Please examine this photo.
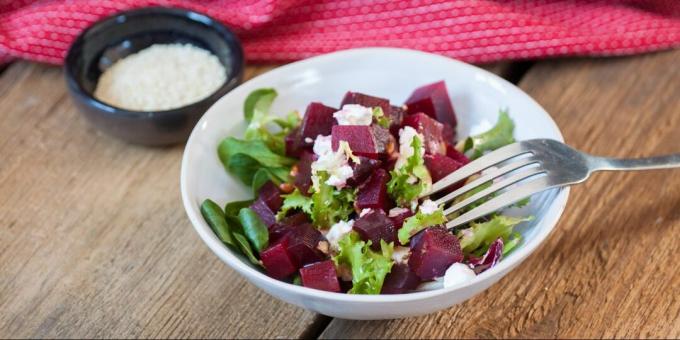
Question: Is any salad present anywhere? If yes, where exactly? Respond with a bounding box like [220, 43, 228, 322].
[201, 81, 531, 294]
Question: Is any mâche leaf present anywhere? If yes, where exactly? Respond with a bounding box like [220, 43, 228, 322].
[200, 199, 236, 248]
[238, 208, 270, 252]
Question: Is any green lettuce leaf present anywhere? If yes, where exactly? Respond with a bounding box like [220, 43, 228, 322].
[276, 189, 313, 220]
[333, 232, 394, 295]
[387, 136, 432, 206]
[243, 88, 301, 155]
[218, 137, 295, 186]
[372, 107, 390, 128]
[464, 110, 515, 160]
[457, 215, 533, 255]
[398, 206, 447, 244]
[310, 171, 355, 228]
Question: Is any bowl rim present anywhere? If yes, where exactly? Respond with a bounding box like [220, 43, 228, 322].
[181, 47, 570, 303]
[63, 6, 244, 118]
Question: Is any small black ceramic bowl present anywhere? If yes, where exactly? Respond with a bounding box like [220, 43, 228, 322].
[65, 7, 244, 146]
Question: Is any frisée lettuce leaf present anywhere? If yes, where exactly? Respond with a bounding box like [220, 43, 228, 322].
[333, 231, 394, 294]
[464, 110, 515, 160]
[457, 215, 532, 256]
[387, 136, 432, 207]
[398, 206, 447, 244]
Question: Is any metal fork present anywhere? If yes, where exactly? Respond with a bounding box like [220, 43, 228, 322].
[423, 139, 680, 229]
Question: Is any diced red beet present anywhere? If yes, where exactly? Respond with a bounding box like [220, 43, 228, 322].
[258, 181, 283, 212]
[347, 157, 382, 187]
[405, 81, 457, 128]
[467, 238, 504, 274]
[300, 102, 337, 146]
[424, 154, 465, 183]
[284, 223, 326, 266]
[261, 238, 298, 279]
[372, 125, 394, 158]
[285, 127, 304, 158]
[402, 113, 447, 155]
[389, 209, 414, 229]
[299, 260, 341, 292]
[409, 227, 463, 280]
[446, 145, 470, 165]
[353, 210, 396, 250]
[249, 198, 277, 228]
[294, 151, 316, 195]
[381, 263, 421, 294]
[355, 168, 391, 211]
[442, 124, 455, 143]
[269, 212, 310, 244]
[341, 91, 390, 115]
[331, 125, 382, 159]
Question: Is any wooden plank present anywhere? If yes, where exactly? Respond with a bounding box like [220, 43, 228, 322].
[321, 50, 680, 338]
[0, 62, 324, 338]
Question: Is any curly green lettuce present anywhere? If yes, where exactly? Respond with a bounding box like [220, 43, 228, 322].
[458, 215, 533, 256]
[387, 136, 432, 207]
[398, 206, 447, 245]
[333, 231, 394, 294]
[464, 110, 515, 160]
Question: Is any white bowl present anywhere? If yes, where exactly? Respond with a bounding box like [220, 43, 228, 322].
[181, 47, 569, 320]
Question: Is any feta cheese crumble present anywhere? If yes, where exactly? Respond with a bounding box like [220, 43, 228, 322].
[388, 207, 410, 217]
[326, 220, 354, 251]
[443, 263, 476, 288]
[310, 135, 356, 189]
[360, 208, 373, 217]
[333, 104, 373, 126]
[419, 199, 439, 215]
[391, 246, 411, 264]
[395, 126, 425, 170]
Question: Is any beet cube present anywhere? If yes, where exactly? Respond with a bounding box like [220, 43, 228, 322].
[381, 263, 421, 294]
[409, 227, 463, 280]
[258, 181, 283, 212]
[403, 113, 447, 155]
[300, 102, 337, 145]
[353, 210, 396, 250]
[347, 156, 382, 187]
[331, 125, 377, 158]
[341, 91, 390, 115]
[388, 105, 407, 135]
[294, 151, 316, 195]
[355, 168, 390, 211]
[389, 209, 414, 229]
[261, 238, 298, 279]
[285, 127, 304, 158]
[405, 81, 457, 128]
[424, 154, 465, 183]
[269, 212, 310, 244]
[299, 260, 341, 292]
[249, 198, 277, 228]
[446, 145, 470, 165]
[285, 223, 326, 266]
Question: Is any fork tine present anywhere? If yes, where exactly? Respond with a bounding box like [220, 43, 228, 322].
[442, 167, 545, 216]
[445, 176, 554, 229]
[424, 142, 530, 197]
[433, 157, 538, 206]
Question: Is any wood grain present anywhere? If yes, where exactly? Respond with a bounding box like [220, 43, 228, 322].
[321, 50, 680, 339]
[0, 62, 321, 339]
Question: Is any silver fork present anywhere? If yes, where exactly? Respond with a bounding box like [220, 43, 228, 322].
[423, 139, 680, 230]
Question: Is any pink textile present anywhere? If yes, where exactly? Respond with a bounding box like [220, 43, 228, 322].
[0, 0, 678, 65]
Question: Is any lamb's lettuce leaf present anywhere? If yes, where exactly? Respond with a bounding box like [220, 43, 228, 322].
[218, 137, 295, 186]
[333, 232, 394, 295]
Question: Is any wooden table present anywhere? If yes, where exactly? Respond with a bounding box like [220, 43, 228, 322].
[1, 49, 678, 338]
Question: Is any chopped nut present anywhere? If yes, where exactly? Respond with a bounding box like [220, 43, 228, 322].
[289, 165, 299, 177]
[316, 240, 330, 255]
[279, 183, 295, 193]
[336, 264, 353, 281]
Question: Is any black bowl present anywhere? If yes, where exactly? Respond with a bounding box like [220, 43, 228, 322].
[64, 7, 244, 146]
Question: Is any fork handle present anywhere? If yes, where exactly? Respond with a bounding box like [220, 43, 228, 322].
[590, 154, 680, 171]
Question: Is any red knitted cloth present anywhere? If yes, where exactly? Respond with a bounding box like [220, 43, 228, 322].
[0, 0, 679, 65]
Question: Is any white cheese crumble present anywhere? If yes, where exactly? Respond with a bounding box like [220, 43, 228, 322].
[395, 126, 425, 170]
[419, 199, 439, 215]
[94, 43, 226, 111]
[388, 207, 410, 217]
[443, 263, 476, 288]
[333, 104, 373, 126]
[326, 220, 354, 251]
[359, 208, 373, 217]
[391, 246, 411, 264]
[310, 135, 355, 189]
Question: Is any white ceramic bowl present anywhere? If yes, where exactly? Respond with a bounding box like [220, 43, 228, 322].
[181, 48, 569, 320]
